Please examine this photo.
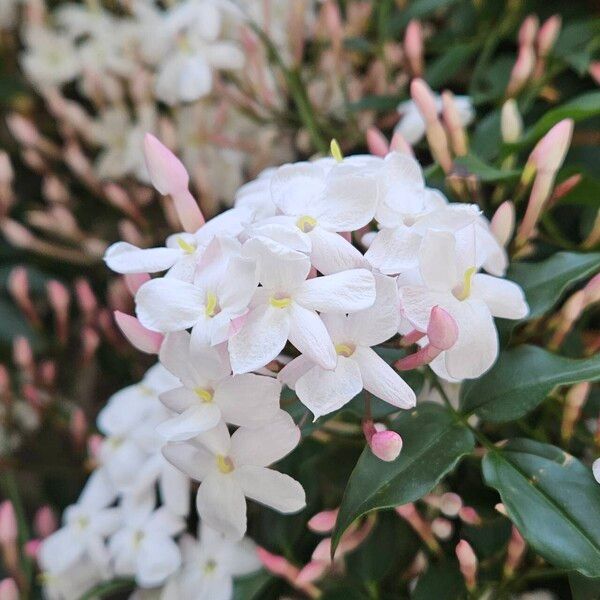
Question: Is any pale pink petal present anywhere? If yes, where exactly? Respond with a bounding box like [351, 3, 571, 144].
[308, 227, 367, 275]
[288, 304, 336, 370]
[236, 466, 306, 513]
[104, 242, 181, 274]
[470, 274, 529, 319]
[156, 405, 222, 441]
[277, 355, 314, 389]
[419, 230, 459, 291]
[114, 311, 163, 354]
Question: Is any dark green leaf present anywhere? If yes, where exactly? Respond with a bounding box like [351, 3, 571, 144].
[347, 94, 402, 113]
[332, 403, 474, 553]
[483, 439, 600, 577]
[425, 43, 477, 89]
[569, 572, 600, 600]
[412, 562, 467, 600]
[460, 345, 600, 422]
[507, 252, 600, 319]
[387, 0, 461, 33]
[453, 154, 520, 182]
[233, 570, 273, 600]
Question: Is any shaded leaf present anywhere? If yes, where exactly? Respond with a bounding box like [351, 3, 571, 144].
[483, 439, 600, 577]
[233, 570, 273, 600]
[412, 562, 467, 600]
[332, 403, 474, 553]
[453, 153, 519, 182]
[569, 573, 600, 600]
[460, 345, 600, 422]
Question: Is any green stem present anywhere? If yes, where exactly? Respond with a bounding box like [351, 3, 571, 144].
[79, 578, 135, 600]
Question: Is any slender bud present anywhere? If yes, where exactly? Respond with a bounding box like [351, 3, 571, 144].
[583, 273, 600, 306]
[506, 45, 536, 96]
[549, 289, 586, 350]
[404, 20, 424, 77]
[490, 201, 515, 247]
[6, 114, 40, 147]
[114, 311, 164, 354]
[440, 492, 463, 517]
[81, 327, 100, 362]
[308, 509, 339, 534]
[390, 130, 414, 156]
[0, 502, 17, 545]
[8, 267, 40, 326]
[70, 408, 88, 449]
[561, 382, 590, 443]
[46, 280, 70, 344]
[590, 62, 600, 85]
[431, 517, 453, 540]
[396, 503, 441, 554]
[323, 0, 343, 55]
[0, 578, 19, 600]
[504, 527, 526, 577]
[441, 91, 468, 157]
[501, 100, 522, 143]
[458, 506, 482, 525]
[366, 127, 390, 157]
[13, 336, 33, 371]
[456, 540, 478, 591]
[537, 16, 561, 58]
[75, 279, 98, 322]
[519, 15, 539, 47]
[34, 506, 57, 538]
[257, 547, 300, 581]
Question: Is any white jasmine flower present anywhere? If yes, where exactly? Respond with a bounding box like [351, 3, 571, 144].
[156, 331, 282, 441]
[163, 415, 305, 539]
[401, 230, 528, 379]
[228, 238, 376, 374]
[279, 274, 415, 418]
[395, 95, 474, 145]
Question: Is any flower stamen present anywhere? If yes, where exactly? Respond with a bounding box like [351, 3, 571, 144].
[335, 343, 355, 357]
[177, 237, 196, 254]
[296, 215, 317, 233]
[269, 296, 292, 309]
[194, 388, 214, 403]
[216, 455, 234, 474]
[205, 291, 219, 317]
[454, 267, 476, 301]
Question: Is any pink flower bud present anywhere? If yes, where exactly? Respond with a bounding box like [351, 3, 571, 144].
[455, 540, 478, 590]
[47, 280, 70, 342]
[495, 502, 508, 516]
[389, 130, 414, 156]
[518, 15, 539, 47]
[504, 526, 526, 577]
[500, 99, 522, 143]
[257, 547, 299, 581]
[1, 220, 36, 249]
[124, 273, 151, 297]
[34, 506, 57, 538]
[530, 119, 574, 173]
[506, 45, 536, 96]
[410, 79, 438, 123]
[296, 560, 328, 585]
[24, 538, 41, 559]
[75, 279, 97, 321]
[143, 134, 204, 233]
[427, 306, 459, 350]
[584, 273, 600, 306]
[13, 336, 33, 370]
[561, 381, 590, 442]
[458, 506, 482, 525]
[308, 509, 339, 534]
[0, 502, 17, 545]
[0, 152, 13, 184]
[490, 200, 515, 247]
[370, 430, 403, 461]
[366, 127, 390, 157]
[0, 578, 19, 600]
[404, 20, 424, 76]
[537, 15, 561, 57]
[431, 517, 453, 540]
[442, 91, 468, 156]
[87, 433, 103, 460]
[323, 1, 343, 49]
[7, 114, 40, 147]
[114, 311, 164, 354]
[590, 62, 600, 85]
[70, 408, 88, 447]
[440, 492, 463, 517]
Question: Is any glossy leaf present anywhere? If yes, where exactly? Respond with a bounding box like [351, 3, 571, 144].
[332, 403, 474, 553]
[460, 345, 600, 422]
[233, 571, 272, 600]
[483, 439, 600, 577]
[412, 562, 466, 600]
[453, 153, 519, 182]
[507, 252, 600, 319]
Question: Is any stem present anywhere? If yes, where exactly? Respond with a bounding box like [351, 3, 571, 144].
[79, 578, 135, 600]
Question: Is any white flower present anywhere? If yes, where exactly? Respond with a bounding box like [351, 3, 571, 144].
[168, 522, 261, 600]
[401, 230, 528, 379]
[395, 95, 474, 145]
[134, 236, 258, 352]
[156, 331, 282, 441]
[40, 555, 105, 600]
[279, 274, 415, 418]
[0, 0, 18, 30]
[109, 497, 185, 587]
[228, 238, 376, 374]
[163, 414, 305, 539]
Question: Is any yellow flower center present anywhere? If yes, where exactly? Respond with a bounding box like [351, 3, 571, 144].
[76, 516, 90, 530]
[133, 530, 145, 548]
[194, 388, 214, 403]
[216, 454, 234, 474]
[269, 295, 292, 309]
[335, 343, 355, 358]
[296, 215, 317, 233]
[454, 267, 476, 301]
[203, 559, 217, 575]
[177, 237, 196, 254]
[330, 138, 343, 163]
[205, 291, 219, 317]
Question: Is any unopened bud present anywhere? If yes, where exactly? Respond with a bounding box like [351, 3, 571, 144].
[506, 45, 535, 96]
[530, 119, 574, 174]
[366, 127, 389, 157]
[13, 336, 33, 370]
[458, 506, 482, 525]
[0, 502, 17, 545]
[70, 407, 88, 448]
[431, 517, 453, 540]
[24, 539, 41, 559]
[370, 429, 403, 461]
[504, 526, 526, 577]
[257, 547, 300, 581]
[518, 15, 539, 47]
[440, 492, 463, 517]
[404, 20, 424, 77]
[490, 201, 515, 247]
[501, 100, 522, 143]
[34, 506, 57, 538]
[308, 509, 339, 534]
[389, 130, 414, 156]
[0, 578, 19, 600]
[537, 15, 561, 58]
[114, 311, 164, 354]
[561, 382, 590, 442]
[455, 540, 478, 590]
[7, 113, 40, 147]
[441, 91, 468, 156]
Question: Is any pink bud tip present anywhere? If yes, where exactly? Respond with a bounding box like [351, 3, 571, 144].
[0, 501, 17, 544]
[456, 539, 477, 570]
[0, 578, 19, 600]
[427, 306, 458, 350]
[34, 506, 57, 538]
[114, 311, 164, 354]
[366, 127, 390, 157]
[537, 15, 561, 57]
[13, 336, 33, 369]
[124, 273, 151, 296]
[518, 15, 539, 47]
[296, 560, 328, 585]
[590, 62, 600, 85]
[25, 539, 41, 559]
[370, 430, 403, 461]
[308, 509, 339, 534]
[440, 492, 463, 517]
[459, 506, 482, 526]
[490, 200, 515, 247]
[410, 79, 439, 123]
[390, 130, 414, 156]
[531, 119, 574, 173]
[257, 547, 299, 580]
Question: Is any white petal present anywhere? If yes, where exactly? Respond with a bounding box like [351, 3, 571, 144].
[470, 274, 529, 320]
[230, 412, 300, 467]
[157, 404, 222, 441]
[135, 278, 204, 332]
[308, 227, 367, 275]
[248, 222, 311, 253]
[162, 442, 214, 482]
[159, 461, 190, 517]
[295, 269, 376, 313]
[288, 304, 336, 370]
[218, 255, 258, 314]
[228, 304, 290, 375]
[216, 374, 281, 428]
[270, 162, 326, 216]
[364, 226, 421, 275]
[78, 468, 118, 510]
[206, 42, 245, 69]
[227, 538, 261, 576]
[38, 528, 84, 573]
[401, 286, 453, 331]
[159, 387, 196, 413]
[354, 347, 416, 408]
[159, 330, 208, 388]
[147, 507, 186, 537]
[197, 472, 247, 539]
[104, 242, 181, 274]
[137, 534, 181, 587]
[179, 56, 212, 101]
[236, 466, 306, 514]
[295, 358, 363, 419]
[277, 355, 314, 389]
[419, 230, 459, 291]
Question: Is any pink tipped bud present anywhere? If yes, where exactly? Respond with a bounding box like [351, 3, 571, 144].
[458, 506, 482, 526]
[257, 547, 300, 581]
[389, 130, 414, 156]
[504, 526, 526, 577]
[323, 1, 343, 48]
[410, 79, 438, 123]
[561, 381, 591, 442]
[7, 114, 40, 147]
[427, 306, 459, 350]
[1, 219, 36, 249]
[366, 127, 390, 157]
[34, 506, 57, 538]
[296, 560, 328, 585]
[0, 152, 13, 184]
[441, 91, 468, 156]
[530, 119, 574, 173]
[75, 279, 98, 320]
[24, 538, 41, 559]
[456, 540, 478, 590]
[501, 100, 522, 143]
[70, 407, 88, 448]
[81, 327, 100, 362]
[507, 45, 536, 96]
[370, 430, 403, 461]
[431, 517, 453, 540]
[518, 15, 539, 47]
[47, 280, 70, 341]
[124, 273, 151, 297]
[0, 578, 19, 600]
[537, 16, 561, 57]
[114, 311, 164, 354]
[404, 20, 424, 76]
[87, 433, 103, 460]
[495, 502, 508, 516]
[584, 273, 600, 306]
[308, 509, 339, 534]
[440, 492, 463, 517]
[0, 502, 17, 545]
[490, 201, 515, 247]
[143, 134, 204, 233]
[590, 62, 600, 85]
[13, 336, 33, 370]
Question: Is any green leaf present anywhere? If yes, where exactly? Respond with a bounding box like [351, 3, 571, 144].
[483, 439, 600, 577]
[425, 43, 477, 89]
[412, 562, 467, 600]
[516, 92, 600, 147]
[233, 571, 273, 600]
[570, 573, 600, 600]
[332, 403, 474, 553]
[507, 252, 600, 319]
[347, 94, 402, 113]
[460, 345, 600, 422]
[453, 153, 520, 182]
[387, 0, 461, 33]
